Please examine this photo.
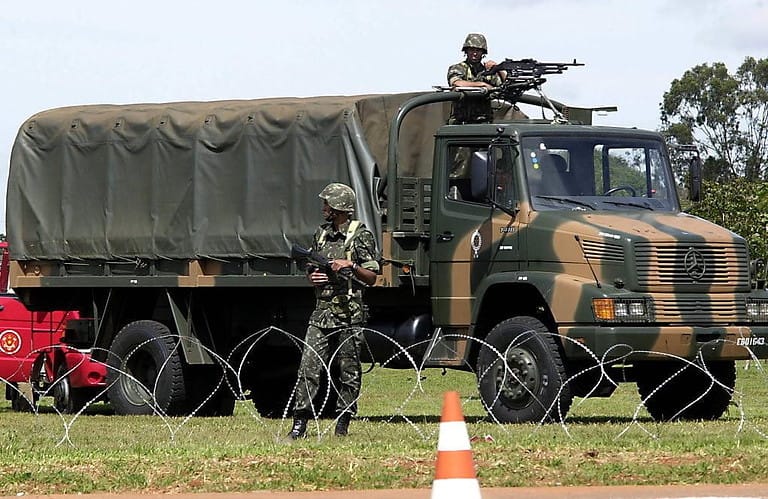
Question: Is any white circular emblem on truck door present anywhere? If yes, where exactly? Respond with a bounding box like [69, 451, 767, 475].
[471, 229, 482, 258]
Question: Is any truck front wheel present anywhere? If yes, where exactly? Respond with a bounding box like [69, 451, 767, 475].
[636, 359, 735, 421]
[476, 317, 572, 423]
[106, 320, 188, 416]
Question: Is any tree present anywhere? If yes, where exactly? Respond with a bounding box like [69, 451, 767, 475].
[736, 57, 768, 180]
[661, 57, 768, 181]
[687, 179, 768, 263]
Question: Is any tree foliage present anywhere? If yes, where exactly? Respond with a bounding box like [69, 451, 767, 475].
[593, 151, 646, 195]
[661, 57, 768, 181]
[688, 179, 768, 263]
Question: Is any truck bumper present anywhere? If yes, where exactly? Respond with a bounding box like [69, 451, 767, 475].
[62, 350, 107, 388]
[560, 324, 768, 361]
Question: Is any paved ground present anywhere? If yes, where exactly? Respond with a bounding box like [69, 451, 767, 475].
[14, 484, 768, 499]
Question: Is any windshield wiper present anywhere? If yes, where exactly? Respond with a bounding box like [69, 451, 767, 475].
[602, 199, 654, 211]
[535, 195, 596, 211]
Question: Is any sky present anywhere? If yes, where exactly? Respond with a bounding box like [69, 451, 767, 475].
[1, 0, 766, 233]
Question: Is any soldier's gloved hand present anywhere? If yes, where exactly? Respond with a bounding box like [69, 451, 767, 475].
[309, 270, 329, 286]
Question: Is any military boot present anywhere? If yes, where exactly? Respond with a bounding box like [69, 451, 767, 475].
[334, 413, 352, 436]
[287, 418, 307, 440]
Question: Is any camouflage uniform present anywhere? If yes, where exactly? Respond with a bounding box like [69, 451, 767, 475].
[447, 33, 503, 124]
[447, 61, 504, 89]
[293, 218, 379, 417]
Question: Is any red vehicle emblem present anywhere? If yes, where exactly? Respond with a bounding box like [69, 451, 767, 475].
[0, 329, 22, 355]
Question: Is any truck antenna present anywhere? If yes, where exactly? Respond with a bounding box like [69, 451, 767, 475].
[574, 235, 601, 289]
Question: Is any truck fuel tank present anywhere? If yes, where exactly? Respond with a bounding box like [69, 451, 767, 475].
[363, 314, 432, 368]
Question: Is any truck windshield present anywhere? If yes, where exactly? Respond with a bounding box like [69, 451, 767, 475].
[521, 135, 678, 212]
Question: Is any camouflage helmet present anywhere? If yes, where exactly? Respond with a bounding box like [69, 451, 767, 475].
[319, 182, 356, 213]
[462, 33, 488, 54]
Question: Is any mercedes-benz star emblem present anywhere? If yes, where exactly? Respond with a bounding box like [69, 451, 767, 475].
[684, 248, 706, 281]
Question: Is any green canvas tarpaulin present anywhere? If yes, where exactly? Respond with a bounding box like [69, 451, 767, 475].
[7, 93, 449, 260]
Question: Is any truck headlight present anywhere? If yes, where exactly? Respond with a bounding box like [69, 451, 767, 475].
[746, 298, 768, 321]
[593, 297, 654, 323]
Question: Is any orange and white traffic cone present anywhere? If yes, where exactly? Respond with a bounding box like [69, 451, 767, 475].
[431, 391, 481, 499]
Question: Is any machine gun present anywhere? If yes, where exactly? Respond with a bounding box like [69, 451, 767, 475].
[480, 58, 584, 104]
[437, 58, 584, 124]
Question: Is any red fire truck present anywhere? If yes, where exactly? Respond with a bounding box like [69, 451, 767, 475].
[0, 241, 106, 413]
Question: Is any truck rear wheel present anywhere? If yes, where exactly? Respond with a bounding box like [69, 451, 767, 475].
[106, 320, 188, 416]
[186, 364, 237, 417]
[238, 344, 301, 418]
[476, 316, 572, 423]
[636, 359, 735, 421]
[251, 374, 295, 418]
[249, 357, 338, 419]
[199, 386, 237, 417]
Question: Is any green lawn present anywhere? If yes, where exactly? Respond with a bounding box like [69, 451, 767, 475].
[2, 363, 768, 494]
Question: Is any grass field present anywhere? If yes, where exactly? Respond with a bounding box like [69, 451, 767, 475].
[3, 363, 768, 494]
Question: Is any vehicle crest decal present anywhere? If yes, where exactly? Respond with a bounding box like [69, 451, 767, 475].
[0, 330, 22, 355]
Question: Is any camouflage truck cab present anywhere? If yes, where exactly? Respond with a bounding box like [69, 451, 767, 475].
[388, 113, 768, 423]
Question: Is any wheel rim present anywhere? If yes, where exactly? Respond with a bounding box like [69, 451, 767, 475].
[120, 348, 157, 407]
[493, 346, 543, 409]
[52, 373, 71, 412]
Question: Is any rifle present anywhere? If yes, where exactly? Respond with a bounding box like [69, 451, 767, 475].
[290, 243, 355, 281]
[480, 58, 584, 104]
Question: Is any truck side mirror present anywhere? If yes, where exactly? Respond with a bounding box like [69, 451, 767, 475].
[470, 151, 489, 201]
[689, 156, 701, 202]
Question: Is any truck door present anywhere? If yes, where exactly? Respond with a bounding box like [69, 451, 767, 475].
[0, 295, 36, 381]
[430, 141, 521, 328]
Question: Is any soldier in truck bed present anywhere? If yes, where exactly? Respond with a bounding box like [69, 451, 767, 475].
[287, 183, 379, 439]
[447, 32, 507, 124]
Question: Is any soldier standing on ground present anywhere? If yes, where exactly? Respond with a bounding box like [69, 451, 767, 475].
[447, 33, 507, 124]
[288, 183, 379, 439]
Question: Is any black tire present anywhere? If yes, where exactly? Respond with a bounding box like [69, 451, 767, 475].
[636, 359, 735, 421]
[52, 364, 90, 414]
[106, 320, 188, 416]
[251, 374, 296, 418]
[476, 316, 572, 423]
[187, 364, 237, 417]
[250, 366, 340, 419]
[197, 385, 237, 417]
[241, 345, 301, 418]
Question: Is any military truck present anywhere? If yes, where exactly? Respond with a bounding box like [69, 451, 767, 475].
[8, 65, 768, 422]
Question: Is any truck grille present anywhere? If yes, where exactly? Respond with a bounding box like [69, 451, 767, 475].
[653, 295, 747, 323]
[581, 239, 624, 262]
[634, 242, 749, 291]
